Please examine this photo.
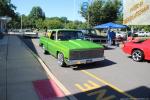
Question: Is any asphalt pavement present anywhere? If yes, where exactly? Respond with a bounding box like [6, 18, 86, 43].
[22, 37, 150, 100]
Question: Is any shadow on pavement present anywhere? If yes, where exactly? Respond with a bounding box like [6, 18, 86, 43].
[0, 34, 4, 39]
[73, 59, 116, 70]
[126, 86, 150, 98]
[72, 85, 150, 100]
[19, 36, 39, 55]
[104, 46, 116, 50]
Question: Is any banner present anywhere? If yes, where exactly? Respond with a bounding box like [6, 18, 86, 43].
[123, 0, 150, 25]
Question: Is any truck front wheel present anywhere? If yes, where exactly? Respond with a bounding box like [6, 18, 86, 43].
[57, 53, 66, 67]
[42, 46, 48, 54]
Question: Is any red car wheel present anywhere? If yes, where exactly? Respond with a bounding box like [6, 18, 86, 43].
[132, 50, 144, 62]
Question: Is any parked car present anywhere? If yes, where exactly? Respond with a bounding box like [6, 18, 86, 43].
[145, 32, 150, 36]
[116, 31, 127, 39]
[23, 29, 38, 38]
[134, 31, 150, 37]
[80, 29, 107, 43]
[122, 39, 150, 62]
[39, 29, 105, 67]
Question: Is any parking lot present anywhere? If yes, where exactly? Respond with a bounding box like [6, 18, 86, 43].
[22, 37, 150, 100]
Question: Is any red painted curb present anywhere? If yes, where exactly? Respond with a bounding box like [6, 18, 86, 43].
[33, 79, 65, 100]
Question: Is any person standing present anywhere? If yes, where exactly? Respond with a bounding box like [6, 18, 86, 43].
[44, 27, 47, 36]
[111, 31, 116, 45]
[107, 29, 112, 46]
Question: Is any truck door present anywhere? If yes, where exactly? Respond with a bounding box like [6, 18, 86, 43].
[47, 31, 57, 56]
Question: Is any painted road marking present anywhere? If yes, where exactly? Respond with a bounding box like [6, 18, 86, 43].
[75, 80, 117, 100]
[81, 70, 136, 99]
[75, 80, 100, 92]
[87, 89, 116, 100]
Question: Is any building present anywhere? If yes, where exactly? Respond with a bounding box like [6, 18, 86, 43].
[0, 16, 11, 34]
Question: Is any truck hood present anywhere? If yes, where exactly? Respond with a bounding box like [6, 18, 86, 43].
[56, 40, 104, 50]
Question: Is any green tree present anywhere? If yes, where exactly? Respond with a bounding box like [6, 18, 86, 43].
[7, 13, 20, 29]
[80, 0, 121, 27]
[65, 22, 78, 29]
[29, 6, 45, 20]
[28, 6, 45, 28]
[0, 0, 17, 18]
[44, 19, 63, 29]
[35, 18, 44, 29]
[60, 17, 68, 23]
[77, 22, 87, 29]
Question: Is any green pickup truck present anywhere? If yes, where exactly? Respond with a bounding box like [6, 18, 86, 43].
[39, 29, 104, 67]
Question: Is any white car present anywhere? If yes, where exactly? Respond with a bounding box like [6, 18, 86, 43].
[134, 31, 150, 37]
[116, 31, 127, 39]
[145, 32, 150, 36]
[23, 29, 38, 38]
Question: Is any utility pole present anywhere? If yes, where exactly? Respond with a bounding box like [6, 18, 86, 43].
[87, 0, 91, 28]
[21, 15, 22, 33]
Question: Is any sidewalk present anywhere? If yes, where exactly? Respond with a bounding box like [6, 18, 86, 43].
[0, 35, 66, 100]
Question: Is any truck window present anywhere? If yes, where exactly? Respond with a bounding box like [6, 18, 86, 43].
[50, 31, 56, 40]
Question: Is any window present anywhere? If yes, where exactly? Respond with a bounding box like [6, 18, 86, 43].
[57, 31, 84, 41]
[50, 31, 56, 40]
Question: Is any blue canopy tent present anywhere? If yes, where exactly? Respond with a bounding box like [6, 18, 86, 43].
[94, 22, 128, 46]
[94, 22, 127, 29]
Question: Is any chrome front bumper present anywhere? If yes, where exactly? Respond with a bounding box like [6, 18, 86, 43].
[65, 57, 105, 65]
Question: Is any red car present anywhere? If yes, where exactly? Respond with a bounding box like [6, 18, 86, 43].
[122, 39, 150, 62]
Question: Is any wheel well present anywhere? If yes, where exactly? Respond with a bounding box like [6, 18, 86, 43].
[132, 48, 142, 53]
[57, 51, 65, 58]
[57, 51, 59, 55]
[39, 43, 43, 46]
[57, 51, 61, 58]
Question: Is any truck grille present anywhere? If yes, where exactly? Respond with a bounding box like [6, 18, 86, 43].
[70, 48, 104, 60]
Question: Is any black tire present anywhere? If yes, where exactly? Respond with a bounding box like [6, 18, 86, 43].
[39, 43, 42, 47]
[132, 49, 144, 62]
[42, 46, 48, 54]
[57, 53, 66, 67]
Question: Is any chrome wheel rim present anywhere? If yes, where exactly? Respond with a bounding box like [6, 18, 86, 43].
[132, 50, 142, 61]
[58, 54, 63, 66]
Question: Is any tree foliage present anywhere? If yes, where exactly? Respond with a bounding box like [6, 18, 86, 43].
[44, 19, 63, 29]
[29, 6, 45, 20]
[0, 0, 17, 18]
[27, 6, 45, 28]
[80, 0, 121, 27]
[7, 5, 87, 30]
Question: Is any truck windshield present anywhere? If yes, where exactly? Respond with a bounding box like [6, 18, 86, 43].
[57, 31, 84, 40]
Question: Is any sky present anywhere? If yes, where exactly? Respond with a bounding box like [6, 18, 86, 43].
[11, 0, 91, 21]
